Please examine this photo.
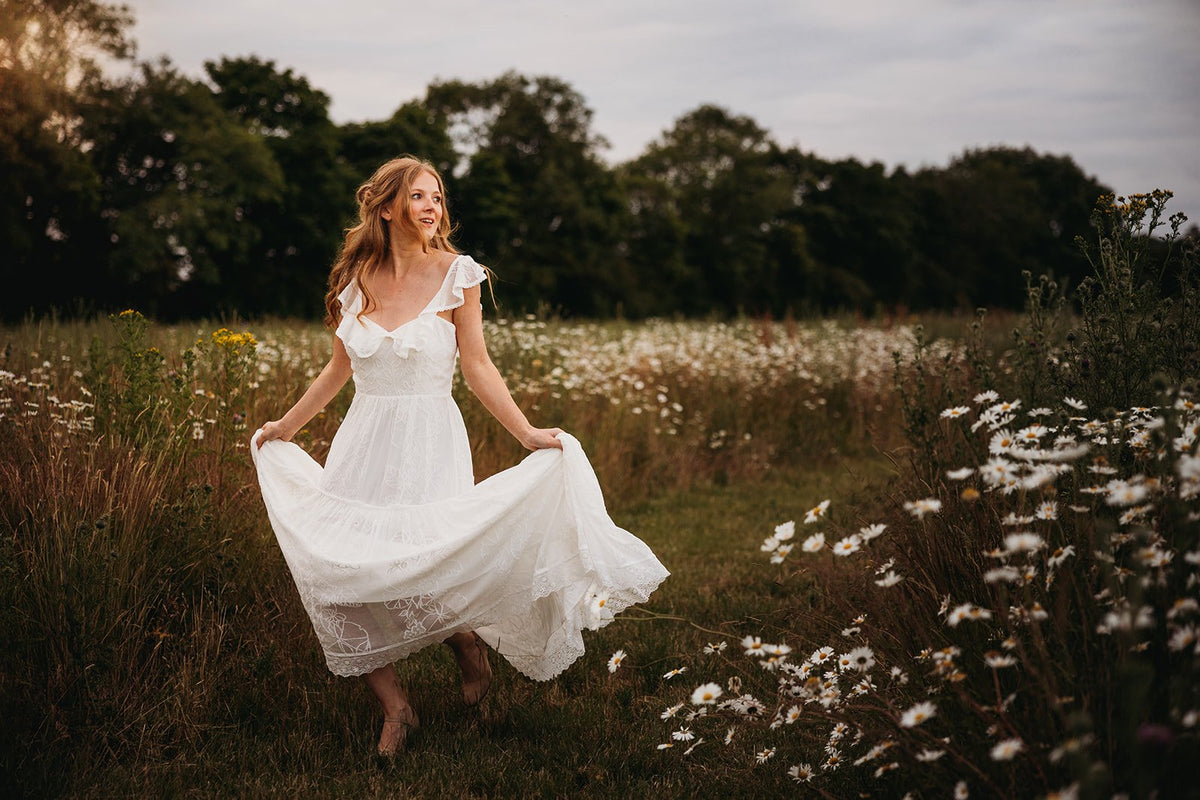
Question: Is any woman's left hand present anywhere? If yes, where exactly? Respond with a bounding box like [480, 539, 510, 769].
[519, 427, 564, 451]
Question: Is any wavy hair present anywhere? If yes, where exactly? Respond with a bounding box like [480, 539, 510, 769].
[323, 156, 459, 328]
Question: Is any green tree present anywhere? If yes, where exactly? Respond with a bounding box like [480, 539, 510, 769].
[626, 105, 807, 315]
[426, 71, 625, 315]
[205, 56, 354, 316]
[611, 166, 688, 316]
[785, 154, 919, 310]
[913, 146, 1110, 308]
[83, 61, 284, 316]
[0, 0, 135, 319]
[338, 101, 456, 186]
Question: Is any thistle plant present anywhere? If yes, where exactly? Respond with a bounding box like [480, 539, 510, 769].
[1037, 190, 1196, 412]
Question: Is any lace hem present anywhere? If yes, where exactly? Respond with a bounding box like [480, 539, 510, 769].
[321, 561, 669, 679]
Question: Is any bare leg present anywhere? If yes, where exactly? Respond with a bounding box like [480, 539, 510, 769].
[362, 665, 418, 755]
[445, 631, 493, 706]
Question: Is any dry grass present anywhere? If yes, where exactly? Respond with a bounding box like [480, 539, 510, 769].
[0, 312, 932, 797]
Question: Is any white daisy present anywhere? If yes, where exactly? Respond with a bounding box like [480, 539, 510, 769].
[788, 763, 814, 783]
[984, 651, 1017, 668]
[899, 701, 936, 727]
[832, 535, 861, 556]
[1036, 501, 1058, 520]
[875, 571, 903, 587]
[607, 649, 626, 673]
[984, 566, 1021, 584]
[1105, 479, 1149, 507]
[980, 456, 1015, 484]
[1004, 532, 1045, 553]
[690, 682, 723, 705]
[844, 646, 875, 673]
[662, 667, 687, 680]
[810, 646, 835, 664]
[804, 499, 831, 524]
[947, 603, 993, 627]
[769, 543, 793, 564]
[903, 498, 943, 518]
[802, 533, 826, 552]
[858, 523, 887, 541]
[1048, 546, 1075, 569]
[988, 399, 1022, 415]
[1168, 625, 1197, 652]
[990, 738, 1024, 761]
[774, 520, 796, 541]
[988, 431, 1016, 454]
[589, 592, 614, 625]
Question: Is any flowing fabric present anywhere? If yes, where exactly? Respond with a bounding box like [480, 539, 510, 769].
[251, 254, 669, 678]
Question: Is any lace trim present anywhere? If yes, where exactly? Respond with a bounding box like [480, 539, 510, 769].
[322, 564, 669, 679]
[427, 254, 487, 314]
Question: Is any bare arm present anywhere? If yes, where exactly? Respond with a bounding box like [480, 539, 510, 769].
[454, 284, 562, 450]
[256, 333, 354, 447]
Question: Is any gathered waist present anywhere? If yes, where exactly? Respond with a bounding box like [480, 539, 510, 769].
[351, 391, 453, 399]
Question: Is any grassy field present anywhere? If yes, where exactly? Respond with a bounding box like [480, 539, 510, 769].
[77, 455, 895, 798]
[0, 313, 918, 797]
[3, 306, 1196, 798]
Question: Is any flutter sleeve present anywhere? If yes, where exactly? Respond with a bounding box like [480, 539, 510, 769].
[334, 279, 365, 345]
[432, 255, 488, 313]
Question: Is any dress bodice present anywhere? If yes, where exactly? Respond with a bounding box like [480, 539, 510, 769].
[335, 255, 487, 397]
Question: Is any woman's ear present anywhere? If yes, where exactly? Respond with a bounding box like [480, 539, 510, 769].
[381, 206, 392, 222]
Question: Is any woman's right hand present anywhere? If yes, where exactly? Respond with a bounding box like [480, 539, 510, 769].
[518, 426, 564, 451]
[256, 419, 295, 448]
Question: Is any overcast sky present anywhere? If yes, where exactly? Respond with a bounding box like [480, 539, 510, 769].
[122, 0, 1200, 221]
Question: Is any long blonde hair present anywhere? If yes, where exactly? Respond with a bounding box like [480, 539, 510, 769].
[323, 156, 459, 328]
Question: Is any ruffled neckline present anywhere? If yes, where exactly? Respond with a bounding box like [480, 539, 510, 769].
[335, 254, 486, 360]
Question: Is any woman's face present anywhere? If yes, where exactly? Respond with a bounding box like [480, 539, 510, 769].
[383, 170, 443, 243]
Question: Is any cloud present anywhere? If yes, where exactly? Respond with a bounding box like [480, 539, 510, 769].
[121, 0, 1200, 217]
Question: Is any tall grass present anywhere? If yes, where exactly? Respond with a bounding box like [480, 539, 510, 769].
[643, 192, 1198, 798]
[0, 309, 941, 795]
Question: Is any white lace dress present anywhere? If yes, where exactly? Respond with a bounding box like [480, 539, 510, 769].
[251, 254, 669, 679]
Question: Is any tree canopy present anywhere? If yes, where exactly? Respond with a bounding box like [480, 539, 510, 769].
[3, 7, 1162, 322]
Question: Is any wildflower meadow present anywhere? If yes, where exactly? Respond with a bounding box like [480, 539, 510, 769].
[1, 191, 1196, 798]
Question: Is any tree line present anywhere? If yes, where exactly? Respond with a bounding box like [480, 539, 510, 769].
[3, 2, 1155, 322]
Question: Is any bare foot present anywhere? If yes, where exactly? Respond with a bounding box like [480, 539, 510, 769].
[377, 705, 419, 756]
[449, 632, 493, 706]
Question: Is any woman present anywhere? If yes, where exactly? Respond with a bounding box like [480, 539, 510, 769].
[251, 155, 668, 756]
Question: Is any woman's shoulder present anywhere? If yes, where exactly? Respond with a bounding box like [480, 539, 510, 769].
[438, 251, 486, 281]
[436, 250, 480, 272]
